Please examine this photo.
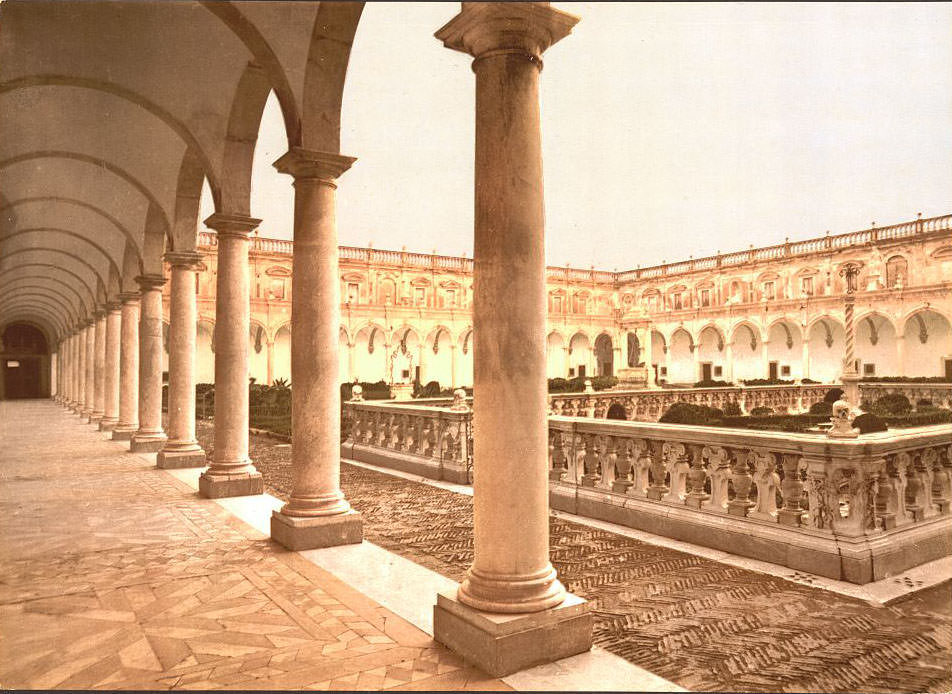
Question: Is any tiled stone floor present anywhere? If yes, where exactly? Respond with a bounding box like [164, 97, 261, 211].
[0, 401, 510, 691]
[194, 421, 952, 693]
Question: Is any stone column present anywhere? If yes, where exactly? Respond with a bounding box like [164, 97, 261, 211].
[271, 148, 362, 549]
[801, 339, 810, 381]
[100, 302, 122, 431]
[90, 310, 107, 423]
[112, 292, 140, 440]
[157, 252, 207, 468]
[347, 340, 356, 383]
[199, 214, 263, 498]
[130, 275, 168, 452]
[71, 329, 82, 410]
[265, 339, 275, 386]
[82, 320, 95, 419]
[896, 335, 905, 377]
[65, 332, 75, 407]
[450, 344, 459, 388]
[643, 327, 655, 388]
[433, 4, 591, 678]
[724, 341, 735, 383]
[50, 350, 58, 401]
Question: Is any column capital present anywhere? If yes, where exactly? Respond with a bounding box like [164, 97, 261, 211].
[203, 212, 261, 238]
[135, 274, 167, 291]
[164, 251, 204, 269]
[84, 318, 96, 328]
[94, 308, 107, 319]
[273, 147, 356, 184]
[106, 300, 123, 312]
[118, 291, 140, 304]
[435, 2, 578, 63]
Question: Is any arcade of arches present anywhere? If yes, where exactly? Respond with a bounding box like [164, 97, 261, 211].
[1, 0, 951, 679]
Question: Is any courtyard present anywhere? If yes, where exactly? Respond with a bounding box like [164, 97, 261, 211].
[2, 399, 949, 692]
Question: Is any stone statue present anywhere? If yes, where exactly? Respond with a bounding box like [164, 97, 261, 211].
[627, 332, 640, 367]
[450, 388, 469, 412]
[828, 399, 859, 438]
[350, 384, 364, 402]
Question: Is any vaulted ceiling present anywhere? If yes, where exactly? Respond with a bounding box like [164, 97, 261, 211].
[0, 0, 364, 344]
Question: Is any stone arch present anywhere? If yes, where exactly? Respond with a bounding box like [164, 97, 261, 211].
[272, 322, 292, 384]
[766, 319, 803, 380]
[696, 324, 726, 381]
[806, 316, 845, 383]
[354, 322, 389, 383]
[854, 311, 898, 377]
[424, 326, 454, 388]
[668, 327, 695, 384]
[568, 331, 591, 378]
[899, 308, 952, 377]
[884, 254, 909, 289]
[546, 330, 566, 379]
[730, 322, 763, 382]
[0, 320, 52, 399]
[594, 332, 613, 377]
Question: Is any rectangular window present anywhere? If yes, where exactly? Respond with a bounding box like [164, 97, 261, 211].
[863, 363, 876, 376]
[713, 365, 722, 377]
[801, 277, 813, 296]
[700, 289, 710, 307]
[414, 287, 426, 306]
[673, 293, 683, 310]
[568, 367, 575, 377]
[269, 279, 285, 300]
[781, 365, 791, 377]
[445, 289, 456, 307]
[347, 282, 360, 304]
[660, 366, 668, 377]
[764, 281, 775, 300]
[553, 295, 563, 313]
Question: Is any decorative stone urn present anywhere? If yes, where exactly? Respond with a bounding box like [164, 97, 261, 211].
[391, 383, 413, 401]
[350, 384, 363, 402]
[450, 388, 469, 412]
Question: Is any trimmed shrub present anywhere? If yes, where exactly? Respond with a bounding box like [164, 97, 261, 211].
[742, 378, 794, 386]
[824, 388, 844, 403]
[340, 381, 392, 401]
[859, 399, 873, 412]
[719, 414, 828, 433]
[591, 376, 619, 391]
[872, 393, 912, 416]
[801, 378, 819, 384]
[809, 401, 833, 415]
[750, 406, 773, 416]
[883, 410, 952, 427]
[916, 398, 934, 409]
[723, 400, 742, 416]
[413, 380, 443, 399]
[660, 402, 724, 425]
[853, 412, 888, 434]
[694, 379, 733, 388]
[860, 376, 951, 383]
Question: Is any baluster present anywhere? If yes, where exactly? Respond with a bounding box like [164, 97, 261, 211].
[748, 450, 780, 521]
[662, 441, 689, 503]
[903, 452, 924, 521]
[929, 446, 950, 514]
[919, 449, 938, 518]
[829, 462, 880, 535]
[876, 454, 909, 529]
[804, 458, 833, 530]
[632, 439, 651, 496]
[612, 439, 634, 493]
[702, 445, 731, 513]
[549, 430, 568, 481]
[646, 439, 668, 500]
[777, 453, 804, 526]
[684, 444, 709, 509]
[380, 414, 392, 447]
[727, 447, 756, 517]
[580, 434, 600, 487]
[600, 436, 617, 489]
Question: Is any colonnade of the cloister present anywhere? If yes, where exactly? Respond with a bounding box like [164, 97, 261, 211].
[28, 3, 593, 675]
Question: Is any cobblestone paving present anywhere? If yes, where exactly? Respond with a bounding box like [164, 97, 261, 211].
[196, 422, 952, 693]
[0, 402, 509, 691]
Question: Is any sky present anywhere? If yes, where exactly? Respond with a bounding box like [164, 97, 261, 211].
[202, 2, 952, 271]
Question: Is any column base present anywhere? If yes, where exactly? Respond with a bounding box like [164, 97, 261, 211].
[89, 414, 103, 425]
[433, 590, 592, 677]
[198, 470, 263, 499]
[99, 418, 118, 432]
[130, 434, 168, 453]
[111, 426, 137, 441]
[156, 448, 208, 469]
[270, 510, 363, 551]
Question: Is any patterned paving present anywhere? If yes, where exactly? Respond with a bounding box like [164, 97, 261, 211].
[198, 422, 952, 693]
[0, 401, 510, 691]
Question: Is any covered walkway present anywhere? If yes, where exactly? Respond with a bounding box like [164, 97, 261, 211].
[0, 400, 509, 691]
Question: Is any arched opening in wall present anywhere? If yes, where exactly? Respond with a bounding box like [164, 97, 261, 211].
[606, 403, 627, 420]
[668, 328, 694, 384]
[807, 318, 845, 383]
[568, 332, 591, 379]
[355, 325, 389, 383]
[856, 314, 897, 377]
[546, 331, 565, 379]
[696, 326, 725, 382]
[650, 330, 666, 384]
[885, 255, 909, 289]
[273, 325, 291, 383]
[594, 333, 613, 377]
[1, 322, 50, 399]
[248, 323, 268, 384]
[731, 323, 762, 382]
[458, 330, 474, 387]
[425, 327, 453, 390]
[195, 320, 215, 384]
[902, 309, 952, 378]
[766, 321, 802, 381]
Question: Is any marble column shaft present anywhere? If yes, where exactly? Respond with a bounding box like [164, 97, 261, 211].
[82, 321, 95, 417]
[158, 252, 206, 468]
[91, 310, 107, 421]
[130, 276, 167, 451]
[438, 2, 579, 615]
[199, 213, 263, 498]
[112, 293, 140, 440]
[277, 150, 359, 511]
[101, 302, 122, 431]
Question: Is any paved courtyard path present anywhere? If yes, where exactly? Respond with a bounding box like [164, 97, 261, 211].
[0, 401, 509, 691]
[199, 422, 952, 694]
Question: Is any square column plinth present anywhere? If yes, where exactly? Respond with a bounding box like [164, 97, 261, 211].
[433, 590, 593, 677]
[156, 449, 207, 469]
[270, 510, 363, 551]
[111, 428, 135, 441]
[130, 435, 167, 453]
[198, 470, 263, 498]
